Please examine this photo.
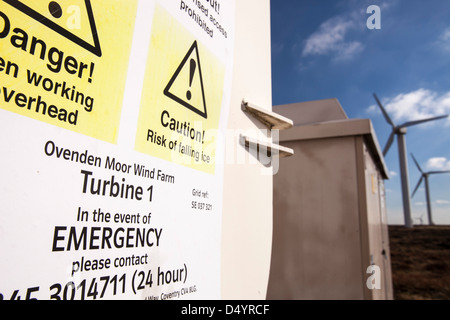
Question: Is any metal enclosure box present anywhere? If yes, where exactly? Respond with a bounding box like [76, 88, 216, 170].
[267, 99, 393, 300]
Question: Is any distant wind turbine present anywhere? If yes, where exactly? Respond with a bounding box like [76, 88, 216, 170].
[411, 153, 450, 225]
[414, 213, 424, 225]
[373, 93, 449, 228]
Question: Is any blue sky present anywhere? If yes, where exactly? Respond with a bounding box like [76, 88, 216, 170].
[270, 0, 450, 225]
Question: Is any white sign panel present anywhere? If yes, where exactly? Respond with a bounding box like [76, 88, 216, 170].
[0, 0, 234, 300]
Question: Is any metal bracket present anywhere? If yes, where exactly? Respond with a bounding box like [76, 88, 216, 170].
[240, 134, 294, 158]
[242, 100, 293, 130]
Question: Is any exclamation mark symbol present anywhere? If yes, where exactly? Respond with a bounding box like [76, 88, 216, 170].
[48, 1, 63, 18]
[186, 58, 196, 101]
[88, 62, 95, 83]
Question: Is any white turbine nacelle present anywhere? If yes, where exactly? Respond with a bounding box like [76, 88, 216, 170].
[395, 127, 407, 134]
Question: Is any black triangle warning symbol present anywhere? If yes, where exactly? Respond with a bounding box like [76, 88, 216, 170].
[164, 41, 207, 119]
[3, 0, 102, 57]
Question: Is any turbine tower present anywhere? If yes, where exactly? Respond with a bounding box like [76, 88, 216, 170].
[411, 153, 450, 225]
[373, 93, 448, 228]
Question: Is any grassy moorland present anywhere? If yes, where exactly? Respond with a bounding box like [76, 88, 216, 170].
[388, 225, 450, 300]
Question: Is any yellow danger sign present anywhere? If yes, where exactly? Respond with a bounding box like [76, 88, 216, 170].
[0, 0, 137, 143]
[4, 0, 102, 57]
[135, 4, 225, 174]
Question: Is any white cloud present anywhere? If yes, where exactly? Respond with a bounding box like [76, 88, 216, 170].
[440, 28, 450, 41]
[437, 28, 450, 52]
[389, 170, 397, 177]
[436, 199, 450, 205]
[367, 89, 450, 125]
[302, 16, 364, 61]
[379, 2, 392, 10]
[301, 1, 397, 62]
[335, 41, 364, 61]
[366, 104, 377, 114]
[426, 157, 450, 170]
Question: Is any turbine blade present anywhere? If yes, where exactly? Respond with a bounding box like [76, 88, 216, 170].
[401, 115, 449, 128]
[410, 153, 423, 173]
[383, 131, 395, 156]
[411, 176, 424, 198]
[373, 93, 395, 127]
[428, 170, 450, 174]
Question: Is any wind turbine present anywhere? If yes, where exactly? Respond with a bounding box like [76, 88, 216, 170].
[411, 153, 450, 225]
[373, 93, 449, 228]
[414, 213, 424, 225]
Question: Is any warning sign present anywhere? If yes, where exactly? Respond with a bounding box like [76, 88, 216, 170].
[163, 40, 207, 119]
[135, 4, 225, 174]
[0, 0, 137, 143]
[0, 0, 235, 301]
[3, 0, 102, 57]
